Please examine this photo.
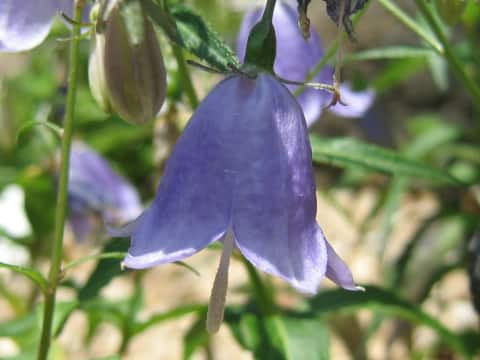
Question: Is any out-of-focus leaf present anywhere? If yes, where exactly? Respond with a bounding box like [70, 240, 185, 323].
[0, 301, 78, 350]
[78, 238, 130, 302]
[344, 46, 434, 63]
[133, 305, 206, 335]
[183, 312, 208, 360]
[225, 310, 284, 359]
[405, 114, 462, 157]
[0, 313, 36, 338]
[16, 120, 63, 143]
[225, 307, 329, 360]
[276, 316, 329, 360]
[372, 58, 426, 92]
[310, 285, 471, 356]
[0, 262, 48, 293]
[310, 136, 459, 185]
[0, 167, 18, 190]
[22, 173, 56, 250]
[427, 52, 449, 91]
[143, 0, 240, 71]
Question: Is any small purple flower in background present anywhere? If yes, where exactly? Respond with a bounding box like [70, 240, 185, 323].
[68, 142, 142, 242]
[112, 73, 359, 332]
[0, 0, 86, 53]
[236, 1, 375, 126]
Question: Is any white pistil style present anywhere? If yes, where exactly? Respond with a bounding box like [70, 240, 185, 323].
[206, 231, 235, 334]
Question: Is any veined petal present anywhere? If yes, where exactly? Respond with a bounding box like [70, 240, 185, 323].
[123, 77, 251, 268]
[231, 74, 327, 294]
[0, 0, 60, 52]
[329, 84, 376, 118]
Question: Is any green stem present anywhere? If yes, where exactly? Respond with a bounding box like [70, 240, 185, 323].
[37, 2, 84, 359]
[172, 45, 199, 108]
[377, 0, 444, 54]
[413, 0, 480, 110]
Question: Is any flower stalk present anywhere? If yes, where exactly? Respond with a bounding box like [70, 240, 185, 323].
[37, 1, 85, 359]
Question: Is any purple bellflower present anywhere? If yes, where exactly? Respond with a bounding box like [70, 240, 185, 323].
[68, 142, 142, 242]
[0, 0, 87, 52]
[236, 1, 375, 126]
[113, 72, 359, 332]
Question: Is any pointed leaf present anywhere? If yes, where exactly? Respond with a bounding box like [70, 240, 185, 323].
[344, 46, 435, 63]
[0, 262, 48, 293]
[143, 0, 240, 71]
[310, 135, 459, 185]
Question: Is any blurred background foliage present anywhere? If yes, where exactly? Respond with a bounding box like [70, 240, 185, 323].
[0, 0, 479, 358]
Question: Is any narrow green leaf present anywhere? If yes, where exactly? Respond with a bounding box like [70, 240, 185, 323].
[78, 238, 130, 302]
[344, 46, 434, 63]
[0, 301, 78, 346]
[372, 58, 426, 92]
[133, 305, 206, 335]
[170, 5, 240, 71]
[183, 312, 209, 360]
[310, 135, 459, 185]
[143, 0, 240, 71]
[16, 120, 63, 143]
[0, 262, 48, 293]
[310, 285, 470, 356]
[63, 251, 126, 272]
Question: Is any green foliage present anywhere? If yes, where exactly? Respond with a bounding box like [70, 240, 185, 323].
[309, 286, 471, 356]
[310, 135, 460, 185]
[225, 307, 329, 360]
[0, 0, 478, 358]
[0, 262, 48, 293]
[143, 0, 240, 71]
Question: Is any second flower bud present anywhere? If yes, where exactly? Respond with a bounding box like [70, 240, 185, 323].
[89, 0, 167, 125]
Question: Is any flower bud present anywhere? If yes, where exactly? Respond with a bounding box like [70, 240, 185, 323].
[436, 0, 466, 25]
[101, 1, 166, 125]
[88, 33, 113, 114]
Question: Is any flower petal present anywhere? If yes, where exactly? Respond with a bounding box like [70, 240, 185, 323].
[69, 211, 95, 243]
[329, 84, 376, 118]
[231, 74, 327, 294]
[0, 0, 60, 52]
[324, 233, 358, 290]
[69, 143, 142, 226]
[122, 78, 250, 268]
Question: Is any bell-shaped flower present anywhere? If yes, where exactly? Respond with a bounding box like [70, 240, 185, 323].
[0, 0, 88, 53]
[68, 142, 142, 242]
[236, 1, 375, 126]
[113, 72, 358, 331]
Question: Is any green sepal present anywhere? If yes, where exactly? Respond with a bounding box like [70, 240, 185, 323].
[244, 1, 277, 73]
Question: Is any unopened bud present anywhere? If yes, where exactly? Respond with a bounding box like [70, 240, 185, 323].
[88, 33, 112, 113]
[90, 1, 167, 125]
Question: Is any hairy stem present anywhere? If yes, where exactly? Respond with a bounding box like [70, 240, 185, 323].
[37, 1, 84, 359]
